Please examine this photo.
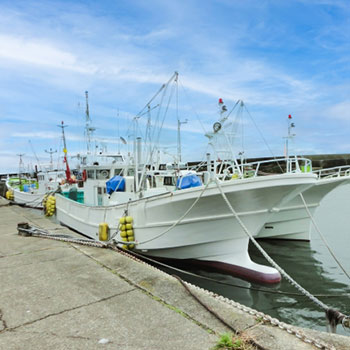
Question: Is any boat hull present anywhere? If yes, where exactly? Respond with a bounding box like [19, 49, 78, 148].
[258, 177, 350, 241]
[8, 186, 45, 208]
[56, 173, 316, 283]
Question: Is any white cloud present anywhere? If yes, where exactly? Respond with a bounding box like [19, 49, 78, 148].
[0, 34, 98, 73]
[323, 101, 350, 121]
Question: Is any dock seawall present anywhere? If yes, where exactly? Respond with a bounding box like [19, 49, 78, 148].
[0, 197, 349, 349]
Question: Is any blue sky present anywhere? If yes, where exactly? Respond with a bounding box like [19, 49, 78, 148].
[1, 0, 350, 173]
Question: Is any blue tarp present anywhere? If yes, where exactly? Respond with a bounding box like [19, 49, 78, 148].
[176, 174, 202, 190]
[106, 175, 125, 194]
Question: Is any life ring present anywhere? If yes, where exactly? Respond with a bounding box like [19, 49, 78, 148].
[101, 170, 108, 179]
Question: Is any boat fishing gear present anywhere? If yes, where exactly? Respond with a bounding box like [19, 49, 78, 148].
[118, 215, 135, 249]
[5, 190, 14, 201]
[98, 222, 110, 241]
[44, 195, 56, 216]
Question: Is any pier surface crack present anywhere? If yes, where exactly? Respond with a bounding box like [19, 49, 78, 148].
[0, 309, 8, 332]
[0, 289, 135, 334]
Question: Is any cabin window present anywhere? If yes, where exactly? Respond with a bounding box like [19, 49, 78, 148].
[97, 169, 110, 179]
[97, 187, 102, 195]
[114, 168, 124, 176]
[127, 169, 135, 176]
[163, 176, 174, 186]
[87, 170, 95, 179]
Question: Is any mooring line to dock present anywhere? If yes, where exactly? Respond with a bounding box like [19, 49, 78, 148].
[133, 180, 211, 245]
[214, 178, 350, 333]
[299, 192, 350, 281]
[179, 279, 337, 350]
[115, 245, 337, 350]
[16, 222, 337, 349]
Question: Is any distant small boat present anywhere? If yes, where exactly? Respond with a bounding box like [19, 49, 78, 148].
[6, 170, 68, 208]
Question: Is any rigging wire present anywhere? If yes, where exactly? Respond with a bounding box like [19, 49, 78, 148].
[299, 192, 350, 282]
[242, 103, 284, 173]
[178, 79, 207, 134]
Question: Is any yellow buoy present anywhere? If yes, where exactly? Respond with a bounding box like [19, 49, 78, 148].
[126, 229, 133, 237]
[98, 223, 110, 241]
[6, 190, 14, 200]
[120, 224, 126, 231]
[119, 217, 126, 224]
[127, 236, 134, 242]
[125, 223, 133, 230]
[125, 216, 133, 223]
[120, 230, 127, 238]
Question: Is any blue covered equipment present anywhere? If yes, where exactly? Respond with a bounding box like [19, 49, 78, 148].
[106, 176, 125, 194]
[176, 174, 202, 190]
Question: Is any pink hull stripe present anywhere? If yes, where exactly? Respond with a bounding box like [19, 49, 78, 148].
[149, 256, 281, 284]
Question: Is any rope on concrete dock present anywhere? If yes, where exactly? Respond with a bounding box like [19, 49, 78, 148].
[214, 178, 350, 333]
[16, 222, 337, 349]
[172, 274, 237, 332]
[185, 281, 337, 350]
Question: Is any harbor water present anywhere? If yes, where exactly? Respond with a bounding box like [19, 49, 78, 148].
[158, 183, 350, 336]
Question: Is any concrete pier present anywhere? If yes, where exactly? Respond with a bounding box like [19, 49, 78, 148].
[0, 198, 349, 349]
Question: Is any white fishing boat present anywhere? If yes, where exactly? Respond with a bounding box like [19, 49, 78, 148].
[55, 73, 319, 284]
[6, 122, 79, 209]
[255, 115, 350, 241]
[6, 170, 66, 208]
[258, 165, 350, 240]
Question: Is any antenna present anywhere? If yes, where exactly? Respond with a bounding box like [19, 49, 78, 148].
[17, 153, 25, 182]
[283, 114, 296, 172]
[85, 91, 96, 155]
[57, 121, 73, 183]
[117, 108, 120, 154]
[28, 140, 41, 172]
[177, 118, 188, 163]
[45, 148, 57, 171]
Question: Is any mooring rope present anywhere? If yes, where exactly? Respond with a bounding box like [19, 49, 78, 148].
[132, 180, 211, 245]
[214, 178, 350, 332]
[299, 192, 350, 281]
[16, 223, 337, 349]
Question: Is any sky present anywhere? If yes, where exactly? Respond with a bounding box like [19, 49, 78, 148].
[1, 0, 350, 173]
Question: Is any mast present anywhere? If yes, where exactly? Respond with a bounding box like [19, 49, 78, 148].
[17, 153, 25, 185]
[45, 148, 57, 171]
[57, 121, 74, 183]
[177, 118, 188, 163]
[205, 98, 243, 177]
[85, 91, 96, 155]
[284, 114, 296, 173]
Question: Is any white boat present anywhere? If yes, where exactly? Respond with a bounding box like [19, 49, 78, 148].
[6, 122, 80, 209]
[6, 170, 69, 208]
[55, 73, 318, 284]
[257, 165, 350, 240]
[56, 171, 316, 283]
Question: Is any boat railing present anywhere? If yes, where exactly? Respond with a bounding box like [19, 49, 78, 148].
[313, 165, 350, 179]
[221, 157, 313, 179]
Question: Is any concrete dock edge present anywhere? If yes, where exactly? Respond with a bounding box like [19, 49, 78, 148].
[0, 197, 349, 349]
